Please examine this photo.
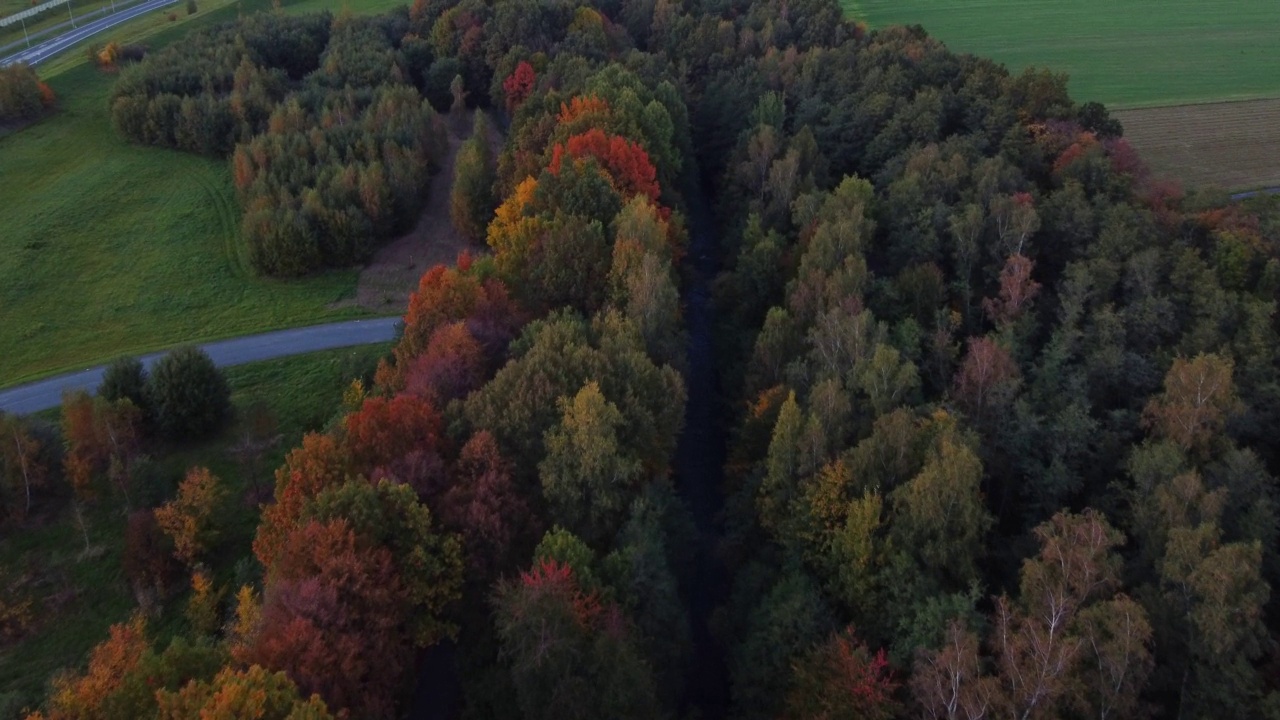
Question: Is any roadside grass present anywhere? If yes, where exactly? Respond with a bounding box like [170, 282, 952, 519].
[0, 343, 389, 718]
[843, 0, 1280, 108]
[0, 0, 413, 389]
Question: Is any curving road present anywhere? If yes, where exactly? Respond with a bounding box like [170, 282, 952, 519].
[0, 0, 178, 67]
[0, 318, 400, 415]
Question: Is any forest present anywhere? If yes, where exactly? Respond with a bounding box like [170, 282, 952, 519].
[5, 0, 1280, 718]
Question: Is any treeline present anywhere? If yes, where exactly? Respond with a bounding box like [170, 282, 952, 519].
[0, 64, 55, 124]
[680, 2, 1280, 719]
[109, 11, 448, 276]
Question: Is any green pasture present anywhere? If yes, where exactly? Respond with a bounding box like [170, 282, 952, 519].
[0, 0, 411, 388]
[0, 343, 388, 718]
[844, 0, 1280, 108]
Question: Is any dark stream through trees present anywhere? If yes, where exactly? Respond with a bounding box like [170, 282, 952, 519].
[671, 175, 732, 717]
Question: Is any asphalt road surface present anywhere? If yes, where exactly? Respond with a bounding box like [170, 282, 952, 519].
[0, 318, 400, 415]
[0, 0, 178, 67]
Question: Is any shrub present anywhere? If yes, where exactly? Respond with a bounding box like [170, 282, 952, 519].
[146, 348, 230, 441]
[0, 64, 53, 122]
[100, 356, 150, 420]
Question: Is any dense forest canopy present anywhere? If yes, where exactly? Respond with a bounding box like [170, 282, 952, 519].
[7, 0, 1280, 718]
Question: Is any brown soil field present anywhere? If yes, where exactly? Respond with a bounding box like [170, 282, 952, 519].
[1115, 98, 1280, 192]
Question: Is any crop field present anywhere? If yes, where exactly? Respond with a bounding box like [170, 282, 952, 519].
[1114, 99, 1280, 191]
[843, 0, 1280, 109]
[0, 0, 413, 388]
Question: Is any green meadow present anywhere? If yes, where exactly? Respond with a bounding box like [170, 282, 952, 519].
[0, 0, 409, 388]
[843, 0, 1280, 108]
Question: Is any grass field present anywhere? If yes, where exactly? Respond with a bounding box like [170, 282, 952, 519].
[1114, 99, 1280, 191]
[0, 0, 412, 389]
[843, 0, 1280, 109]
[0, 343, 389, 718]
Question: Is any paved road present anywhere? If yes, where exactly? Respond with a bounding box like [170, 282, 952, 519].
[1232, 187, 1280, 201]
[0, 0, 177, 67]
[0, 318, 400, 415]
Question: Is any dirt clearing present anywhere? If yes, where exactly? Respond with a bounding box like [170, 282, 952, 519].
[351, 110, 503, 312]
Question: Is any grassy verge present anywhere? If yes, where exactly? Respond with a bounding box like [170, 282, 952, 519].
[843, 0, 1280, 108]
[0, 0, 413, 389]
[0, 343, 389, 718]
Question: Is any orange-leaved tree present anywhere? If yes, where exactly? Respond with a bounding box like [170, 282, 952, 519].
[155, 466, 227, 568]
[155, 664, 334, 719]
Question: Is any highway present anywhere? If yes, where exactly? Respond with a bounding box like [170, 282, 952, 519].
[0, 318, 401, 415]
[0, 0, 178, 67]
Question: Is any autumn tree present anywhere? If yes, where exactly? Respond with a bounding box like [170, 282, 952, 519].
[540, 381, 644, 544]
[240, 518, 412, 719]
[254, 432, 354, 569]
[549, 128, 661, 203]
[911, 510, 1154, 720]
[0, 413, 46, 522]
[94, 636, 226, 720]
[982, 254, 1042, 327]
[60, 391, 142, 505]
[403, 321, 487, 405]
[0, 64, 55, 122]
[155, 466, 227, 568]
[342, 393, 442, 475]
[991, 191, 1040, 258]
[440, 430, 529, 582]
[156, 665, 333, 719]
[378, 263, 519, 393]
[299, 478, 464, 646]
[889, 424, 992, 586]
[782, 627, 898, 720]
[123, 508, 179, 609]
[39, 613, 150, 719]
[493, 559, 662, 720]
[1142, 353, 1242, 454]
[911, 621, 998, 720]
[450, 110, 497, 242]
[502, 60, 536, 111]
[952, 336, 1020, 424]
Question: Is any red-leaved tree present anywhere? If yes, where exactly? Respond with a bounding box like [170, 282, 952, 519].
[952, 336, 1020, 423]
[783, 627, 898, 720]
[549, 129, 660, 203]
[503, 61, 536, 111]
[440, 431, 529, 582]
[241, 519, 410, 720]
